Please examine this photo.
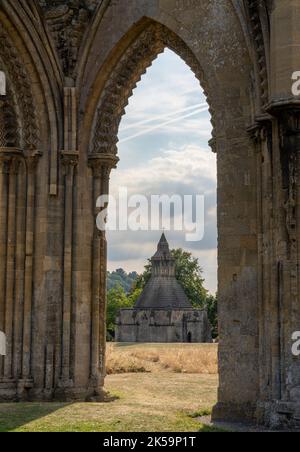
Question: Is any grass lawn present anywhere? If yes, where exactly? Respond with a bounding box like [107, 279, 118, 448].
[0, 344, 220, 432]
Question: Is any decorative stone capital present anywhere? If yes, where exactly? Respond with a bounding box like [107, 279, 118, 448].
[25, 150, 42, 174]
[0, 154, 11, 174]
[277, 109, 300, 152]
[0, 148, 23, 174]
[61, 150, 79, 177]
[10, 157, 22, 175]
[61, 150, 79, 166]
[88, 153, 119, 179]
[247, 118, 272, 147]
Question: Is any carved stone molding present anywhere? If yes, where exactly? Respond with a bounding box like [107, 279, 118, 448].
[88, 153, 119, 179]
[247, 117, 273, 148]
[0, 23, 39, 150]
[274, 109, 300, 258]
[233, 1, 270, 112]
[91, 22, 214, 157]
[25, 150, 42, 174]
[38, 0, 99, 76]
[61, 150, 79, 175]
[0, 89, 20, 148]
[0, 154, 11, 175]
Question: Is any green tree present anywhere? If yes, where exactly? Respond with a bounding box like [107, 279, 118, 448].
[171, 248, 208, 307]
[106, 285, 134, 338]
[204, 293, 218, 339]
[127, 287, 143, 305]
[107, 269, 138, 293]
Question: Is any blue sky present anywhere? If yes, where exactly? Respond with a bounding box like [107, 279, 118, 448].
[107, 49, 217, 294]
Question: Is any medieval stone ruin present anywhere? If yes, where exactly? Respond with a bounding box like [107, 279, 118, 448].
[116, 234, 212, 343]
[0, 0, 300, 428]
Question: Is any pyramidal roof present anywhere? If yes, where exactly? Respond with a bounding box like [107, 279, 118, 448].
[134, 234, 192, 309]
[152, 233, 172, 259]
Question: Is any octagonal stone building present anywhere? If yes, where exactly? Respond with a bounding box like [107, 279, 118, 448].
[115, 234, 212, 343]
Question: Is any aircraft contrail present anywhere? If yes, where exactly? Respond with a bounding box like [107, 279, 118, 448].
[119, 106, 209, 144]
[120, 102, 208, 132]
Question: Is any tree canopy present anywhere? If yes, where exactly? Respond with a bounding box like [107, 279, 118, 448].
[107, 268, 138, 293]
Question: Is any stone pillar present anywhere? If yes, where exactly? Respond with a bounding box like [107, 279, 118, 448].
[58, 151, 78, 394]
[21, 152, 40, 386]
[4, 156, 20, 380]
[277, 110, 300, 402]
[13, 159, 26, 385]
[0, 153, 10, 378]
[261, 106, 300, 425]
[87, 154, 118, 401]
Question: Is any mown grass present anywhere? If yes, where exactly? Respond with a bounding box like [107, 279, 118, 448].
[0, 344, 220, 432]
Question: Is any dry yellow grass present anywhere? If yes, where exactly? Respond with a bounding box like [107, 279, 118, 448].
[106, 343, 218, 375]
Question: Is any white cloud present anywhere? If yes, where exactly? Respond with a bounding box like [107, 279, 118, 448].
[107, 48, 217, 294]
[110, 144, 216, 196]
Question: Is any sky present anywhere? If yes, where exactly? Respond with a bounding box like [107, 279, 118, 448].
[107, 49, 217, 294]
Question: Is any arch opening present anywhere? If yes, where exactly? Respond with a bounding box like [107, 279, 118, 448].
[90, 21, 217, 159]
[105, 44, 217, 344]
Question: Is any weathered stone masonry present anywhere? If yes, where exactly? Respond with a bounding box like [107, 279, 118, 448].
[0, 0, 300, 428]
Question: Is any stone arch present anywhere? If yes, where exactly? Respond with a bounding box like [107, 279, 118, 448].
[1, 0, 300, 428]
[0, 8, 61, 401]
[90, 21, 216, 157]
[0, 88, 20, 148]
[0, 22, 39, 150]
[83, 4, 261, 421]
[0, 0, 66, 195]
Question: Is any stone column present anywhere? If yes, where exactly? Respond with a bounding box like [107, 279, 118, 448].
[267, 4, 300, 423]
[99, 165, 111, 381]
[59, 151, 78, 392]
[249, 120, 276, 421]
[4, 156, 20, 380]
[87, 154, 118, 401]
[0, 152, 10, 378]
[13, 159, 26, 384]
[278, 110, 300, 396]
[263, 106, 300, 423]
[21, 152, 40, 384]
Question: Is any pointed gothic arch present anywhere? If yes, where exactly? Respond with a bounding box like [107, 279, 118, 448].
[0, 15, 47, 401]
[82, 8, 261, 421]
[0, 89, 20, 149]
[0, 24, 38, 150]
[90, 21, 216, 158]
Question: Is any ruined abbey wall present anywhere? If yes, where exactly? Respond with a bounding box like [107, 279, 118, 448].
[0, 0, 300, 428]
